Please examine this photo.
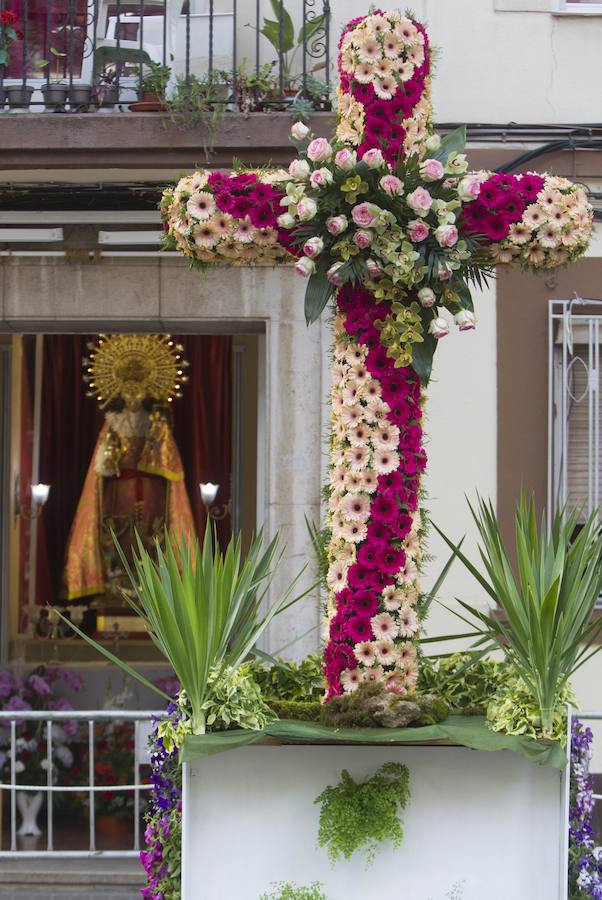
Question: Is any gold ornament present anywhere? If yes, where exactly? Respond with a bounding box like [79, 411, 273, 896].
[83, 334, 189, 409]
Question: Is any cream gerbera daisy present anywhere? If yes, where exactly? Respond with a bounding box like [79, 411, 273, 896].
[331, 387, 347, 414]
[193, 221, 220, 249]
[334, 341, 349, 360]
[354, 642, 377, 667]
[348, 422, 372, 447]
[383, 670, 407, 695]
[395, 60, 415, 82]
[340, 47, 355, 74]
[548, 248, 569, 266]
[341, 668, 362, 693]
[331, 464, 347, 493]
[342, 492, 371, 522]
[383, 33, 401, 59]
[331, 362, 348, 385]
[523, 204, 547, 229]
[333, 420, 348, 441]
[365, 14, 387, 36]
[357, 37, 381, 63]
[395, 18, 418, 44]
[342, 382, 362, 405]
[490, 245, 518, 264]
[382, 585, 404, 610]
[561, 231, 579, 248]
[336, 542, 356, 565]
[373, 75, 397, 100]
[341, 520, 368, 544]
[397, 642, 418, 667]
[344, 470, 364, 493]
[364, 378, 381, 400]
[407, 44, 425, 66]
[397, 604, 419, 638]
[353, 62, 375, 84]
[508, 222, 531, 245]
[340, 403, 364, 427]
[372, 423, 400, 452]
[374, 640, 396, 666]
[190, 171, 209, 191]
[187, 190, 215, 221]
[373, 448, 400, 475]
[361, 468, 378, 493]
[337, 120, 363, 146]
[344, 344, 366, 366]
[234, 216, 257, 244]
[363, 665, 384, 682]
[547, 205, 569, 229]
[345, 444, 370, 472]
[330, 514, 346, 539]
[537, 226, 561, 249]
[371, 612, 399, 641]
[373, 58, 393, 79]
[537, 188, 558, 209]
[326, 559, 348, 593]
[211, 212, 232, 236]
[350, 362, 369, 385]
[255, 226, 278, 247]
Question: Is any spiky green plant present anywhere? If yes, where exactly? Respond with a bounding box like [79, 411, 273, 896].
[433, 494, 602, 737]
[56, 524, 309, 735]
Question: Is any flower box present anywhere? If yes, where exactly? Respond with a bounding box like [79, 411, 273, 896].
[180, 721, 569, 900]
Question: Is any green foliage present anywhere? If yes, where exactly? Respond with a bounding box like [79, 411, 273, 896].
[321, 682, 449, 729]
[202, 665, 277, 731]
[305, 516, 330, 592]
[487, 674, 575, 745]
[418, 653, 507, 715]
[252, 654, 325, 702]
[433, 493, 602, 737]
[134, 59, 171, 99]
[260, 883, 328, 900]
[267, 699, 323, 722]
[315, 762, 410, 864]
[56, 523, 308, 737]
[259, 0, 326, 82]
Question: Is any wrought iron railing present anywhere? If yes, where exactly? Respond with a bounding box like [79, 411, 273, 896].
[0, 709, 159, 858]
[0, 0, 331, 112]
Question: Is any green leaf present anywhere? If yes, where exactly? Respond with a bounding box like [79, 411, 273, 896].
[304, 271, 334, 325]
[261, 2, 295, 54]
[432, 125, 467, 163]
[411, 307, 437, 385]
[297, 15, 325, 46]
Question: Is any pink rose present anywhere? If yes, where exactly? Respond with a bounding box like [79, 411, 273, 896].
[290, 121, 310, 141]
[354, 229, 373, 249]
[455, 310, 476, 332]
[351, 203, 376, 227]
[420, 158, 445, 182]
[295, 257, 316, 278]
[365, 258, 383, 279]
[406, 187, 433, 216]
[418, 287, 436, 308]
[363, 148, 385, 169]
[327, 262, 345, 286]
[379, 174, 404, 196]
[296, 198, 318, 221]
[303, 236, 324, 258]
[457, 175, 482, 202]
[429, 317, 450, 339]
[310, 167, 333, 189]
[306, 137, 333, 163]
[277, 213, 295, 229]
[335, 148, 356, 171]
[288, 159, 310, 180]
[326, 215, 348, 236]
[409, 219, 429, 242]
[434, 224, 458, 248]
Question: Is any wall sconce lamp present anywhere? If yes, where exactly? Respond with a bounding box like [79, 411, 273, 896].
[14, 476, 51, 521]
[199, 482, 231, 521]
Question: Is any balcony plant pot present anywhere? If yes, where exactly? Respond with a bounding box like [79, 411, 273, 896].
[41, 82, 69, 112]
[96, 813, 133, 841]
[95, 82, 119, 110]
[68, 83, 92, 112]
[5, 83, 34, 110]
[129, 89, 164, 112]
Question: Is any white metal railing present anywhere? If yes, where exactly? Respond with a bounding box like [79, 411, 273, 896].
[575, 710, 602, 800]
[0, 709, 161, 858]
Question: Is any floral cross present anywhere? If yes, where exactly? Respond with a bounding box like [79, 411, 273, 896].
[161, 9, 593, 700]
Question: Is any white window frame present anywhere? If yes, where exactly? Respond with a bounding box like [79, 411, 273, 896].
[555, 0, 602, 13]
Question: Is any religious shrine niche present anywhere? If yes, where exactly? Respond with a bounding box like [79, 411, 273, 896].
[13, 332, 238, 653]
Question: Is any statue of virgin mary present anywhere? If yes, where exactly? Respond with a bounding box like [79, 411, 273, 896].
[62, 334, 195, 603]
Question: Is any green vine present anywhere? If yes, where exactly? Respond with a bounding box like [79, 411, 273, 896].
[315, 762, 410, 864]
[260, 883, 328, 900]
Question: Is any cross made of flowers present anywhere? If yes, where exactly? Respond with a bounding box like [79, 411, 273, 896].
[161, 8, 593, 701]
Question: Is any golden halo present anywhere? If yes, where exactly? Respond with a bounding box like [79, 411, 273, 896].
[83, 334, 189, 409]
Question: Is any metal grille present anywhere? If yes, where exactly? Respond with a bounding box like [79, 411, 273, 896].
[0, 709, 159, 858]
[548, 298, 602, 526]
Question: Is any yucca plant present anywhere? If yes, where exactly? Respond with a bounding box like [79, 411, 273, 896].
[433, 494, 602, 738]
[56, 524, 309, 735]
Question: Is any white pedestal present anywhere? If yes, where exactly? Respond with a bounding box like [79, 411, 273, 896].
[182, 744, 568, 900]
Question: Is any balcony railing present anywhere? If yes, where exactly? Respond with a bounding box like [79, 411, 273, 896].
[0, 709, 159, 858]
[0, 1, 331, 113]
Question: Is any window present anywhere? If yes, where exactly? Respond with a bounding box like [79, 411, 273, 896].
[559, 0, 602, 12]
[549, 299, 602, 521]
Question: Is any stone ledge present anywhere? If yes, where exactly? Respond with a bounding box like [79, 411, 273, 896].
[0, 858, 144, 885]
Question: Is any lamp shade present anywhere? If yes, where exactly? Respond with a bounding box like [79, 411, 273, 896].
[31, 483, 50, 507]
[200, 482, 219, 506]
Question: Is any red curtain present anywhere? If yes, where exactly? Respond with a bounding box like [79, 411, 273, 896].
[172, 335, 233, 550]
[22, 334, 232, 610]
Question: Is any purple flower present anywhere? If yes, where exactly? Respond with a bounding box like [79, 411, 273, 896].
[0, 670, 15, 698]
[28, 674, 51, 696]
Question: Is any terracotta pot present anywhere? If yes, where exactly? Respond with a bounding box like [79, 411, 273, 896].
[5, 84, 34, 109]
[96, 814, 133, 839]
[141, 90, 161, 103]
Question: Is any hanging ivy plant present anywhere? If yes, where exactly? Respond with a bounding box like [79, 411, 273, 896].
[314, 762, 410, 864]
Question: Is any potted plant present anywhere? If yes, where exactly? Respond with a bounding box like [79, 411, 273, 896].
[0, 9, 19, 110]
[257, 0, 326, 99]
[39, 48, 69, 111]
[131, 59, 171, 110]
[234, 59, 278, 113]
[0, 666, 82, 838]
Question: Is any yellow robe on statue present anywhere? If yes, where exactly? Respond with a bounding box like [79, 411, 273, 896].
[63, 409, 195, 601]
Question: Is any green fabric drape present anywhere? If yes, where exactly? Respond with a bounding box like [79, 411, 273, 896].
[182, 716, 567, 769]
